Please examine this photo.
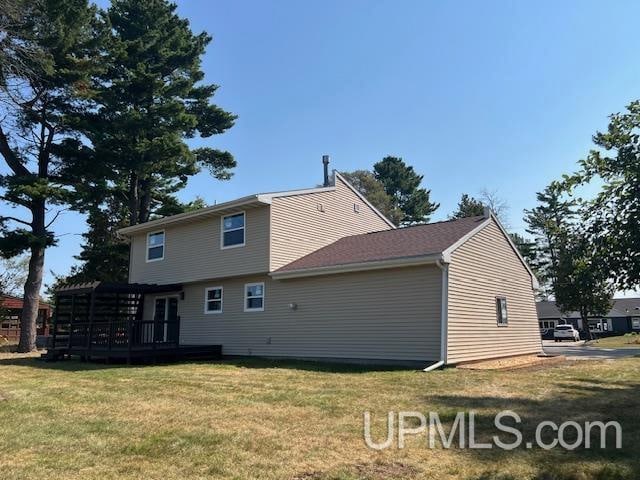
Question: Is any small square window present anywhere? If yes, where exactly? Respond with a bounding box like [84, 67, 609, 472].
[354, 203, 360, 213]
[496, 297, 508, 326]
[147, 231, 165, 261]
[244, 282, 265, 312]
[205, 287, 223, 314]
[221, 212, 245, 248]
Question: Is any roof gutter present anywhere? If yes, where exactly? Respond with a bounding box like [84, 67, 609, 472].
[423, 258, 449, 372]
[270, 253, 443, 280]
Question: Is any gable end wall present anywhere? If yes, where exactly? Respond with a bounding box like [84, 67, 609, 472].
[269, 176, 392, 271]
[446, 219, 542, 364]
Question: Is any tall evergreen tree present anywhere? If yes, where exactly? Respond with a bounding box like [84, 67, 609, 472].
[373, 156, 438, 224]
[524, 184, 577, 299]
[564, 101, 640, 290]
[63, 0, 237, 281]
[0, 0, 103, 352]
[449, 194, 484, 219]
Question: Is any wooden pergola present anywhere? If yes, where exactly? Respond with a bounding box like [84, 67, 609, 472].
[46, 282, 221, 363]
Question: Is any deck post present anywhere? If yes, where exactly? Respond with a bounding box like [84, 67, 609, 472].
[51, 294, 60, 358]
[86, 290, 97, 358]
[67, 294, 76, 351]
[127, 315, 133, 365]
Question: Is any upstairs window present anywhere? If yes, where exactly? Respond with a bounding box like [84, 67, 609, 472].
[147, 231, 165, 262]
[221, 212, 245, 249]
[244, 282, 264, 312]
[496, 297, 508, 326]
[205, 286, 223, 314]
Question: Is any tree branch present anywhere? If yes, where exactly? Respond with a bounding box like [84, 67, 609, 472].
[0, 124, 30, 176]
[45, 208, 66, 229]
[0, 215, 32, 227]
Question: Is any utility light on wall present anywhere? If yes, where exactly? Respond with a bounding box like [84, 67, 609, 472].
[288, 303, 298, 311]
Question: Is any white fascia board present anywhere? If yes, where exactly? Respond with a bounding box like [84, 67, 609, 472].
[441, 212, 540, 290]
[270, 253, 443, 280]
[259, 186, 336, 199]
[334, 171, 397, 229]
[117, 195, 268, 237]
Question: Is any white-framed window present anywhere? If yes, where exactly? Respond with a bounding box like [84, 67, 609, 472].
[496, 297, 508, 326]
[146, 231, 165, 262]
[204, 286, 223, 314]
[632, 317, 640, 330]
[244, 282, 264, 312]
[221, 212, 245, 249]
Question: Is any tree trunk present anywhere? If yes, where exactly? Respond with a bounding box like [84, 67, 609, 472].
[18, 200, 46, 353]
[18, 243, 45, 352]
[138, 177, 151, 224]
[128, 172, 139, 226]
[581, 309, 592, 341]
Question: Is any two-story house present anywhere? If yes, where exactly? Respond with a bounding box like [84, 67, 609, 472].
[109, 166, 542, 367]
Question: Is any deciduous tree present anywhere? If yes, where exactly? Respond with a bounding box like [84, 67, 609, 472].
[340, 170, 402, 225]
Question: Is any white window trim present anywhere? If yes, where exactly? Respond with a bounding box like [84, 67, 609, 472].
[204, 286, 223, 314]
[146, 230, 165, 262]
[220, 211, 246, 250]
[244, 282, 265, 312]
[496, 296, 508, 327]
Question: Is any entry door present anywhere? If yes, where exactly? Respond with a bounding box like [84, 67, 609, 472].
[154, 297, 178, 342]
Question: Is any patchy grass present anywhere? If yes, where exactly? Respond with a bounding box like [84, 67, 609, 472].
[0, 353, 638, 480]
[588, 334, 640, 348]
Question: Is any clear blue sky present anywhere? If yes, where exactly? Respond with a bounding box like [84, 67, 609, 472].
[6, 0, 640, 292]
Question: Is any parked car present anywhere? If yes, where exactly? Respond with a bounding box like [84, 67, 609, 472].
[554, 324, 580, 342]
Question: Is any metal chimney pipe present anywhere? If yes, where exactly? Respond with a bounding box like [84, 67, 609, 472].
[322, 155, 330, 187]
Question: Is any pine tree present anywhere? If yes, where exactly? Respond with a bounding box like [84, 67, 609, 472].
[449, 194, 484, 219]
[373, 156, 438, 224]
[62, 0, 237, 281]
[0, 0, 103, 352]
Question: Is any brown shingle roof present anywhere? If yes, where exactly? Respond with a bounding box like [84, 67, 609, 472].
[276, 215, 487, 273]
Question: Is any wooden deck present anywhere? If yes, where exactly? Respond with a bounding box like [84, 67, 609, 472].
[45, 282, 222, 364]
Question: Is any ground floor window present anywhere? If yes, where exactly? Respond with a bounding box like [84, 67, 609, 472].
[539, 320, 556, 329]
[632, 317, 640, 330]
[496, 297, 508, 326]
[244, 283, 265, 312]
[205, 287, 223, 314]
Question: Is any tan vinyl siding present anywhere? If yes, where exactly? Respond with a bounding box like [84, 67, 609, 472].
[446, 220, 542, 364]
[269, 176, 392, 270]
[172, 265, 441, 363]
[447, 221, 542, 363]
[129, 206, 270, 285]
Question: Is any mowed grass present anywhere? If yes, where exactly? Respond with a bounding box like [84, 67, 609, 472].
[588, 335, 640, 348]
[0, 354, 638, 480]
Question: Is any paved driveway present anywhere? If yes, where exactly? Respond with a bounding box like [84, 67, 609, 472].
[543, 340, 640, 360]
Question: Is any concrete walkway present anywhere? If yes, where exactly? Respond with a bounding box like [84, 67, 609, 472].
[543, 340, 640, 360]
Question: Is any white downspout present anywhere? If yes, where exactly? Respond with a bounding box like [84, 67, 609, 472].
[423, 258, 449, 372]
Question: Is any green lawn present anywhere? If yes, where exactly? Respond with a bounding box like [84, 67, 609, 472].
[587, 335, 640, 348]
[0, 353, 638, 480]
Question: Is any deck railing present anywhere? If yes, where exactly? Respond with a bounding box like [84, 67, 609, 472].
[54, 317, 181, 351]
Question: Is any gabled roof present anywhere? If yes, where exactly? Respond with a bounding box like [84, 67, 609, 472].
[272, 215, 489, 278]
[537, 298, 640, 319]
[117, 171, 395, 236]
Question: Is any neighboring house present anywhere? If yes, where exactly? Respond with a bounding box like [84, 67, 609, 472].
[104, 167, 542, 366]
[0, 294, 52, 341]
[536, 299, 640, 339]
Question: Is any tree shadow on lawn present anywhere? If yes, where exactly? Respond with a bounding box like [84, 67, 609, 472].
[0, 355, 416, 373]
[425, 376, 640, 479]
